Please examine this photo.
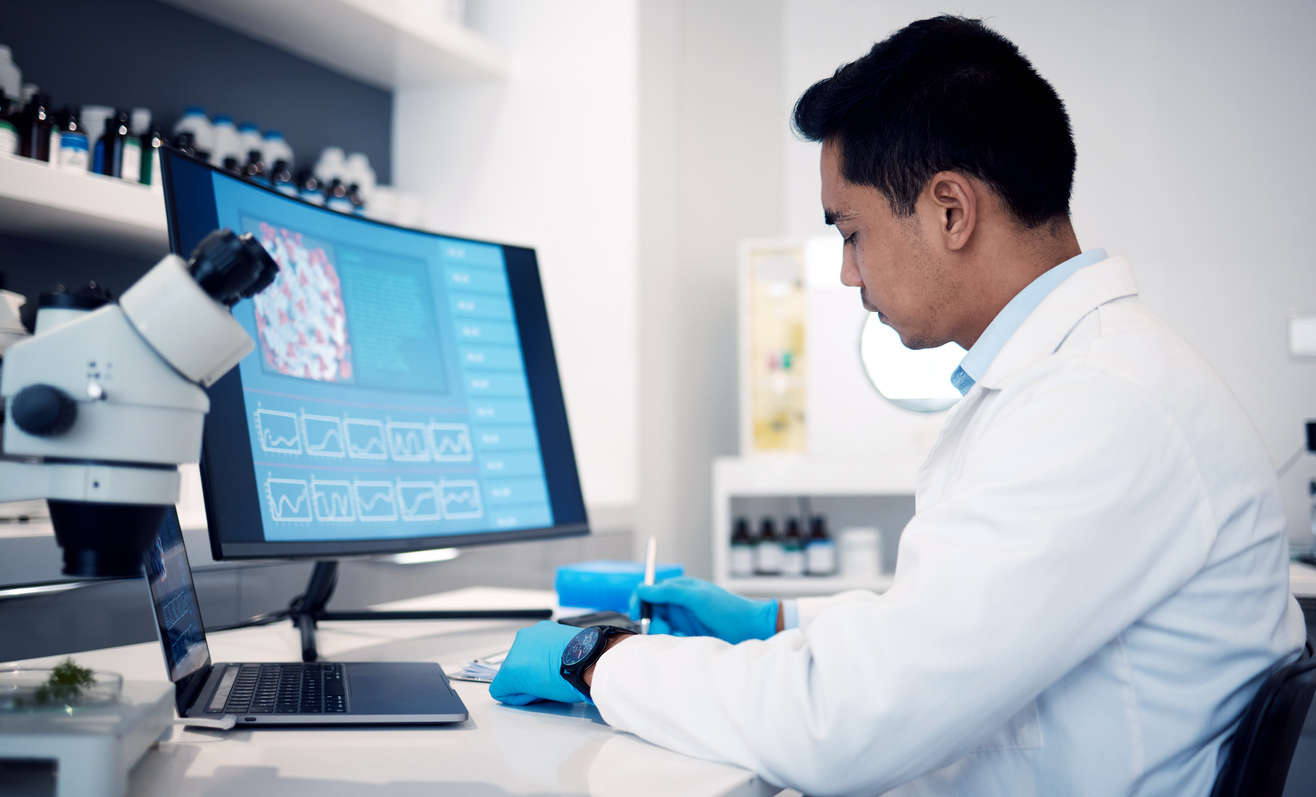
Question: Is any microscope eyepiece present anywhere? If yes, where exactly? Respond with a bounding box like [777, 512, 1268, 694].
[187, 229, 279, 306]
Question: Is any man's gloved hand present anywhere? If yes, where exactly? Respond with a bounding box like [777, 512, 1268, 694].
[489, 621, 589, 706]
[629, 576, 779, 643]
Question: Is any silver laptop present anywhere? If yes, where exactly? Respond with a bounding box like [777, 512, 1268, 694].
[145, 508, 468, 725]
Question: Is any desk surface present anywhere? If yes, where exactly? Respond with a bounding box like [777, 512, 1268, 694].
[2, 587, 779, 797]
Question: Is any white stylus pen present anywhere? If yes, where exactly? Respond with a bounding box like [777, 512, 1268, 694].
[639, 535, 657, 634]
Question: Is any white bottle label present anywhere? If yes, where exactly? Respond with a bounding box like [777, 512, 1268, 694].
[57, 133, 89, 172]
[755, 541, 783, 574]
[0, 123, 16, 157]
[120, 140, 141, 183]
[806, 541, 836, 575]
[782, 548, 806, 577]
[730, 546, 754, 578]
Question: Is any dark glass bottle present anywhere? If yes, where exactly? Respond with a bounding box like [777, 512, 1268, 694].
[782, 517, 805, 577]
[95, 110, 133, 178]
[139, 125, 165, 185]
[18, 92, 54, 161]
[806, 515, 836, 576]
[325, 178, 352, 212]
[347, 182, 366, 215]
[730, 517, 754, 578]
[270, 159, 296, 196]
[172, 131, 197, 159]
[54, 108, 89, 172]
[242, 149, 269, 185]
[755, 518, 783, 576]
[296, 171, 325, 206]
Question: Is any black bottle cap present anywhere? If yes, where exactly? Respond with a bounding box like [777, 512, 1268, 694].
[58, 107, 81, 133]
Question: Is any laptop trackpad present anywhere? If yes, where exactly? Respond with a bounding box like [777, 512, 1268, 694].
[346, 663, 455, 714]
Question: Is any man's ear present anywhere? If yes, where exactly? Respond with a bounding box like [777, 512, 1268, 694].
[926, 172, 977, 252]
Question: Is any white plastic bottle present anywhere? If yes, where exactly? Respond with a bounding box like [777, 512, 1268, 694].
[262, 129, 293, 170]
[344, 152, 376, 201]
[314, 146, 345, 185]
[237, 122, 262, 162]
[172, 107, 213, 160]
[0, 46, 21, 101]
[210, 114, 240, 166]
[130, 107, 151, 136]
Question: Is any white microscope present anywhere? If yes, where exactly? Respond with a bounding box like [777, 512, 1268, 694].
[0, 230, 277, 577]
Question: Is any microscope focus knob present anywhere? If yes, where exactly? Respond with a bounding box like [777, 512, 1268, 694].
[10, 384, 78, 437]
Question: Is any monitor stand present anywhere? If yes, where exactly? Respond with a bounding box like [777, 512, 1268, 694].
[288, 560, 554, 662]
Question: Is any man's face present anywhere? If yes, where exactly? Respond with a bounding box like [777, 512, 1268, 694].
[821, 141, 957, 350]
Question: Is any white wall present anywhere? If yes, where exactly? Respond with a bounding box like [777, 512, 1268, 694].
[392, 0, 639, 513]
[784, 0, 1316, 545]
[637, 0, 786, 576]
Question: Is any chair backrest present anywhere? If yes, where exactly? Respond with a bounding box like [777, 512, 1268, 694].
[1211, 637, 1316, 797]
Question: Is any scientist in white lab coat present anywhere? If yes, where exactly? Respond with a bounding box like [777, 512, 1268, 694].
[490, 15, 1305, 796]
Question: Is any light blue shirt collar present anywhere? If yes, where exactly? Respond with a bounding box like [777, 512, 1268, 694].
[950, 248, 1107, 396]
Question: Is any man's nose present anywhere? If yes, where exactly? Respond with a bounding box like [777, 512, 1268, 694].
[840, 248, 862, 288]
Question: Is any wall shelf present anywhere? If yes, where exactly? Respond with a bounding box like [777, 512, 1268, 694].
[159, 0, 510, 90]
[0, 156, 168, 259]
[725, 575, 894, 599]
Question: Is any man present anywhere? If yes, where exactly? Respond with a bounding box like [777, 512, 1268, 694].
[490, 15, 1304, 796]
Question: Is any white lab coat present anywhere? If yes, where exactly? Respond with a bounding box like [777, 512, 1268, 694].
[592, 256, 1305, 797]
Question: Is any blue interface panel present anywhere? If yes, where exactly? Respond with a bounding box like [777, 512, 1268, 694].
[211, 174, 554, 542]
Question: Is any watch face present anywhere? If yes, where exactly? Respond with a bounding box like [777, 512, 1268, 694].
[563, 626, 601, 668]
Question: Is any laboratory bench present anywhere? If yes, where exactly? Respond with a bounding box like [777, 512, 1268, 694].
[1, 587, 780, 797]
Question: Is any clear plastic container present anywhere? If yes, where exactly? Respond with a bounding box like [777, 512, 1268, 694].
[0, 669, 123, 712]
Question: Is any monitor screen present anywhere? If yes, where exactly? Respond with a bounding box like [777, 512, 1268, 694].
[145, 508, 211, 684]
[161, 149, 588, 560]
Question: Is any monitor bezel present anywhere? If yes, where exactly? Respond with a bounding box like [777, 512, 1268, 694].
[160, 148, 589, 561]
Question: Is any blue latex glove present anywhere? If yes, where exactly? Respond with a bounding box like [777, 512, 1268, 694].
[630, 576, 779, 643]
[489, 621, 590, 706]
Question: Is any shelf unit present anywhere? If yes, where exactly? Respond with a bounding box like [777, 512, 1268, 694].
[158, 0, 510, 89]
[712, 455, 916, 598]
[0, 156, 168, 258]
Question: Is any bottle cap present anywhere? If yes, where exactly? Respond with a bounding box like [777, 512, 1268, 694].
[238, 122, 259, 133]
[213, 114, 233, 124]
[264, 129, 283, 139]
[183, 106, 207, 116]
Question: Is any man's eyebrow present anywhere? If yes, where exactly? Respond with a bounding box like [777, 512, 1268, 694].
[824, 208, 854, 226]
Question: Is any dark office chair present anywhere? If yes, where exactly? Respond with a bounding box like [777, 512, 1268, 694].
[1211, 637, 1316, 797]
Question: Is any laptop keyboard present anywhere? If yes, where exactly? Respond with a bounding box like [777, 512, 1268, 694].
[207, 663, 347, 714]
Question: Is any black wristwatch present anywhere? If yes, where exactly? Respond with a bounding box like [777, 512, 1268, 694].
[560, 625, 633, 700]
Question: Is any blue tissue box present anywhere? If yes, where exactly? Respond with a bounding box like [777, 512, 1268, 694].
[555, 560, 684, 612]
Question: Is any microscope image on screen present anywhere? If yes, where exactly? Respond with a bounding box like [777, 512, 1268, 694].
[251, 223, 353, 383]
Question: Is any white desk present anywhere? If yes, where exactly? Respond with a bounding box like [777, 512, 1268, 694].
[3, 587, 781, 797]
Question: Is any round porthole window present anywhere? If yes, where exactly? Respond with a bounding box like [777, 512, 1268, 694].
[859, 314, 966, 412]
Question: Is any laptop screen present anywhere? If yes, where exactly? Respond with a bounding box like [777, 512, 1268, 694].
[145, 509, 211, 683]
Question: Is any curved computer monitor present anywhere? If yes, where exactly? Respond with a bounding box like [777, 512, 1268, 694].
[161, 149, 588, 560]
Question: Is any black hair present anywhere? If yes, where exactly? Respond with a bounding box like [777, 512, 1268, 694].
[792, 15, 1075, 228]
